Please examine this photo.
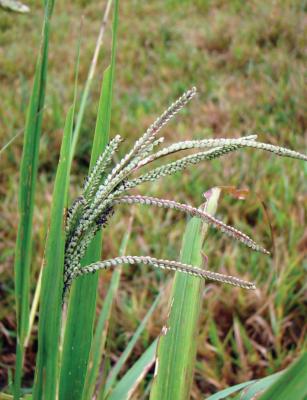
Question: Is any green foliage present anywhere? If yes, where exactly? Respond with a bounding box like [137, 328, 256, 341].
[150, 188, 220, 399]
[258, 351, 307, 400]
[33, 106, 73, 400]
[13, 1, 54, 397]
[206, 373, 282, 399]
[70, 0, 113, 157]
[59, 2, 119, 399]
[1, 1, 307, 399]
[103, 292, 161, 398]
[83, 222, 132, 400]
[207, 351, 307, 399]
[108, 339, 158, 400]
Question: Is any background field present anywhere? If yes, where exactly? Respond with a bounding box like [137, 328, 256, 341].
[0, 0, 306, 398]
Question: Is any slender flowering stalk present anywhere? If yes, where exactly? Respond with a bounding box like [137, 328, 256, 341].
[72, 256, 256, 290]
[136, 134, 307, 169]
[136, 134, 258, 169]
[131, 87, 197, 158]
[63, 88, 198, 270]
[123, 87, 196, 162]
[123, 88, 195, 165]
[62, 87, 307, 299]
[97, 87, 197, 200]
[83, 134, 122, 199]
[118, 145, 245, 193]
[112, 195, 269, 254]
[65, 195, 86, 238]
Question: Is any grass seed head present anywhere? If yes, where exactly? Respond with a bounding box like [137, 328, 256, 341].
[62, 88, 307, 300]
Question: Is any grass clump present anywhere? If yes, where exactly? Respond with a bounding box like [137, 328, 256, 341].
[1, 0, 306, 398]
[63, 87, 306, 299]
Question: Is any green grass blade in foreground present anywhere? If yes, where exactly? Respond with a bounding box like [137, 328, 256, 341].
[206, 371, 282, 400]
[82, 215, 133, 400]
[23, 27, 81, 353]
[207, 348, 306, 400]
[70, 0, 113, 158]
[206, 381, 256, 400]
[238, 371, 282, 399]
[59, 3, 118, 398]
[108, 339, 158, 400]
[13, 1, 54, 398]
[59, 66, 112, 400]
[150, 188, 221, 400]
[32, 106, 73, 400]
[258, 351, 307, 400]
[103, 291, 162, 398]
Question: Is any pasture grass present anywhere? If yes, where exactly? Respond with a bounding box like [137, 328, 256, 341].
[0, 0, 306, 397]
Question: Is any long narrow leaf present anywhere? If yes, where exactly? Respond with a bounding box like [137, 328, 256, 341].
[238, 371, 282, 399]
[150, 188, 221, 400]
[23, 24, 82, 353]
[207, 352, 305, 400]
[0, 131, 22, 157]
[59, 67, 111, 400]
[258, 351, 307, 400]
[59, 3, 119, 398]
[59, 67, 113, 400]
[108, 339, 158, 400]
[103, 291, 162, 398]
[13, 1, 54, 398]
[32, 106, 73, 400]
[70, 0, 113, 158]
[83, 215, 133, 400]
[206, 380, 256, 400]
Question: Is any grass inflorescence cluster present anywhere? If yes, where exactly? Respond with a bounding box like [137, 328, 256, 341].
[63, 87, 306, 300]
[1, 1, 307, 398]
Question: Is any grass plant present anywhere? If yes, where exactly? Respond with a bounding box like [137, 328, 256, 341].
[150, 187, 221, 399]
[59, 2, 118, 398]
[0, 1, 306, 398]
[32, 105, 73, 400]
[57, 86, 305, 399]
[12, 1, 54, 398]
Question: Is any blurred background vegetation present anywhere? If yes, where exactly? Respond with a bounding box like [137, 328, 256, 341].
[0, 0, 306, 397]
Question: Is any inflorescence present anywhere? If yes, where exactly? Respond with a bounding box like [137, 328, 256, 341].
[63, 87, 307, 300]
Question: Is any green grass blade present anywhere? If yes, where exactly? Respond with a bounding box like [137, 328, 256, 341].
[59, 3, 119, 398]
[32, 106, 73, 400]
[22, 20, 82, 354]
[83, 216, 133, 400]
[206, 381, 257, 400]
[150, 188, 221, 400]
[258, 351, 307, 400]
[108, 339, 158, 400]
[13, 2, 54, 398]
[208, 353, 306, 400]
[237, 371, 282, 399]
[103, 291, 162, 398]
[0, 131, 22, 157]
[24, 267, 43, 348]
[59, 65, 112, 400]
[70, 0, 113, 159]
